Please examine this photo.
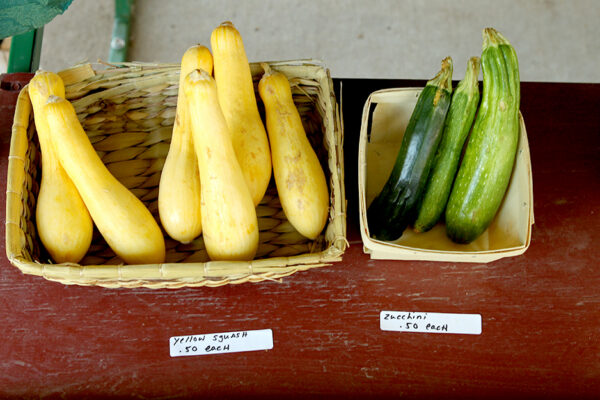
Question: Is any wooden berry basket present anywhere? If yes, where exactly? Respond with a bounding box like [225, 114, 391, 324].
[358, 88, 533, 263]
[6, 60, 347, 288]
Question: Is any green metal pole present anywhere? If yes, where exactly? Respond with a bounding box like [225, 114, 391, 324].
[7, 27, 44, 73]
[108, 0, 133, 63]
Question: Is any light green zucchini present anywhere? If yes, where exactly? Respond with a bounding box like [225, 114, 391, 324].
[445, 28, 520, 244]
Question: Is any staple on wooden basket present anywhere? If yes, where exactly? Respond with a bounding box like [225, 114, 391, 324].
[6, 60, 347, 288]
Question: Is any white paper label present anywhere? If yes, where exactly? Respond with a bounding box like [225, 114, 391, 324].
[170, 329, 273, 357]
[380, 311, 482, 335]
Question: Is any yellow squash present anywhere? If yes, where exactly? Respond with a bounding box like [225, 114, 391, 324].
[183, 69, 258, 261]
[158, 44, 213, 243]
[43, 96, 166, 264]
[258, 64, 329, 240]
[210, 21, 271, 206]
[28, 71, 93, 263]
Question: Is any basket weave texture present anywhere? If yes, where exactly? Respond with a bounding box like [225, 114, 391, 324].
[5, 60, 347, 288]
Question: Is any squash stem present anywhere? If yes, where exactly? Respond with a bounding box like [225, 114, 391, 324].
[261, 62, 273, 77]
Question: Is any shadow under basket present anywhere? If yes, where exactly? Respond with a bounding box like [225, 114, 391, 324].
[6, 60, 347, 288]
[358, 88, 533, 263]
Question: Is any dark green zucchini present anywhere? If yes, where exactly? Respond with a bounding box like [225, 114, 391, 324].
[445, 28, 521, 244]
[367, 57, 453, 241]
[413, 56, 481, 233]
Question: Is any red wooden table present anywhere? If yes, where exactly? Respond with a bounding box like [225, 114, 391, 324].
[1, 75, 599, 399]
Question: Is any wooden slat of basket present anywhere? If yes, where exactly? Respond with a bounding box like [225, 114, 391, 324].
[5, 89, 34, 264]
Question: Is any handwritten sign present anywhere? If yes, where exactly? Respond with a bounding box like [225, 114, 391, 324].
[380, 311, 482, 335]
[170, 329, 273, 357]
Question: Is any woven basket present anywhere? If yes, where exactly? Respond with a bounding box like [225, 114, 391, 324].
[6, 60, 347, 288]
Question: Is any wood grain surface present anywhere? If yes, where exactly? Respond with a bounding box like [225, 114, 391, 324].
[0, 76, 598, 399]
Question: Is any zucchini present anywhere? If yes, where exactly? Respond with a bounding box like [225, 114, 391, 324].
[445, 28, 520, 244]
[367, 57, 453, 241]
[413, 57, 481, 233]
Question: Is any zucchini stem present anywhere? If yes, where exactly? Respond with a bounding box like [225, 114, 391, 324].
[455, 56, 481, 96]
[427, 57, 453, 106]
[483, 27, 512, 49]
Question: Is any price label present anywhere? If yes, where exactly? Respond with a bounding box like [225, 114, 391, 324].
[170, 329, 273, 357]
[380, 311, 482, 335]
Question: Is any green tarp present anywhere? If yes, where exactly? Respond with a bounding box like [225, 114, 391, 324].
[0, 0, 73, 39]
